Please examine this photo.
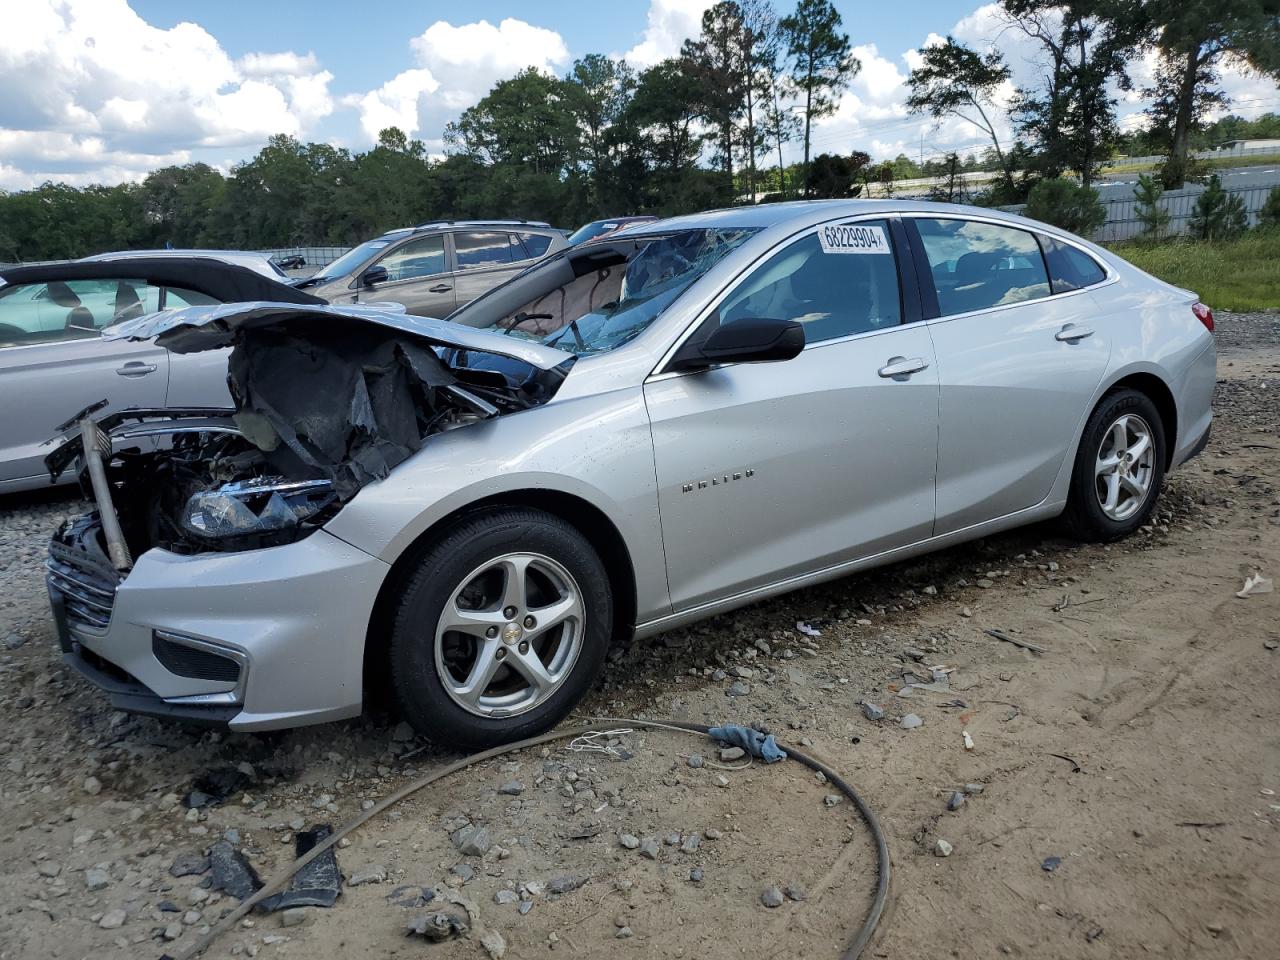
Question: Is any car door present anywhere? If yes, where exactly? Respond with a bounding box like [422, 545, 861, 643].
[158, 285, 235, 408]
[356, 234, 454, 318]
[450, 231, 528, 308]
[644, 219, 940, 612]
[906, 216, 1113, 535]
[0, 278, 169, 490]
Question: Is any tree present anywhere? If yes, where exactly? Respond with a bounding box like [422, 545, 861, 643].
[1259, 185, 1280, 229]
[906, 38, 1016, 196]
[1188, 173, 1248, 239]
[137, 163, 227, 247]
[734, 0, 782, 202]
[446, 68, 580, 176]
[565, 54, 637, 212]
[780, 0, 858, 196]
[1133, 173, 1171, 238]
[1145, 2, 1280, 188]
[683, 3, 747, 193]
[805, 151, 870, 198]
[1024, 177, 1106, 235]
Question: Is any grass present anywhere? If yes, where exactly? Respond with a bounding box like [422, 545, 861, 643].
[1107, 231, 1280, 311]
[1102, 152, 1280, 176]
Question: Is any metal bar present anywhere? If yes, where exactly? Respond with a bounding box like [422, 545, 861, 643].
[78, 417, 132, 572]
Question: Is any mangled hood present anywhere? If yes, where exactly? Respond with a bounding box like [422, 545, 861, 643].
[105, 301, 574, 370]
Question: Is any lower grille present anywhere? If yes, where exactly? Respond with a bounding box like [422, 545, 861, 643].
[152, 633, 242, 683]
[46, 557, 117, 631]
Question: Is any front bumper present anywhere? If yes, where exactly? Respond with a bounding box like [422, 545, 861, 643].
[47, 516, 390, 731]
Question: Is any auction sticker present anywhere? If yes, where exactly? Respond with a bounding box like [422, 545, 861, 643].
[817, 223, 891, 255]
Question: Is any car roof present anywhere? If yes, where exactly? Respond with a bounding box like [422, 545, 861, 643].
[385, 220, 556, 237]
[0, 257, 325, 305]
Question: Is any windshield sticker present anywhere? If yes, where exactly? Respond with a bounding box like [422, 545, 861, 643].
[818, 224, 891, 255]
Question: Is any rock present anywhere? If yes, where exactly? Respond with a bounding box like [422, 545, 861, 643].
[1041, 856, 1062, 872]
[349, 864, 388, 886]
[861, 702, 885, 721]
[902, 647, 926, 661]
[37, 862, 61, 878]
[85, 867, 110, 891]
[680, 835, 700, 854]
[899, 713, 923, 730]
[5, 633, 26, 650]
[548, 874, 587, 895]
[518, 901, 533, 915]
[452, 825, 492, 858]
[209, 840, 262, 900]
[391, 721, 416, 742]
[638, 838, 660, 860]
[730, 666, 754, 679]
[726, 681, 751, 697]
[960, 607, 973, 618]
[406, 912, 468, 942]
[686, 754, 704, 769]
[83, 776, 103, 796]
[947, 791, 965, 812]
[494, 889, 519, 905]
[784, 883, 808, 902]
[823, 794, 842, 807]
[163, 922, 183, 941]
[963, 783, 985, 796]
[618, 833, 640, 850]
[689, 867, 704, 883]
[99, 908, 126, 929]
[922, 585, 938, 596]
[480, 928, 508, 958]
[280, 908, 308, 928]
[761, 885, 785, 908]
[450, 864, 475, 882]
[1265, 640, 1279, 651]
[615, 926, 634, 939]
[169, 852, 210, 878]
[976, 579, 994, 589]
[934, 839, 954, 857]
[523, 880, 546, 897]
[498, 782, 524, 796]
[719, 747, 746, 762]
[704, 828, 722, 841]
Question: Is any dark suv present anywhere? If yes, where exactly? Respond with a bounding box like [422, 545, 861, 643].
[296, 220, 568, 319]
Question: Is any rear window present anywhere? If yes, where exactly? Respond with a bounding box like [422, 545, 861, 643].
[1040, 236, 1107, 293]
[455, 232, 517, 270]
[518, 232, 553, 258]
[915, 218, 1051, 317]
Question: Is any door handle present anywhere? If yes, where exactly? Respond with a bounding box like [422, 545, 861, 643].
[428, 284, 452, 293]
[877, 356, 929, 379]
[1055, 324, 1094, 343]
[116, 362, 157, 378]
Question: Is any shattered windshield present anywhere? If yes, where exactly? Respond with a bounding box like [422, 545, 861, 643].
[491, 228, 758, 357]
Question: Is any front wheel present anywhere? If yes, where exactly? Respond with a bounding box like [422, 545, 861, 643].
[388, 507, 613, 749]
[1061, 389, 1166, 541]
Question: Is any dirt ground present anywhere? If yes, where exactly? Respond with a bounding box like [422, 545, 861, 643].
[0, 312, 1276, 960]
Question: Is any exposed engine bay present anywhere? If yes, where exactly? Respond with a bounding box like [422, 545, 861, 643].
[45, 304, 575, 561]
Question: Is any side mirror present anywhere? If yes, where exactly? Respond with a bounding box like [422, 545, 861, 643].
[361, 265, 389, 287]
[670, 316, 805, 371]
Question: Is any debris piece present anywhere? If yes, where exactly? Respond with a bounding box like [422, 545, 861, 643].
[761, 885, 785, 908]
[99, 908, 126, 929]
[638, 838, 660, 860]
[947, 791, 965, 812]
[861, 702, 885, 721]
[406, 912, 468, 942]
[687, 754, 705, 768]
[1237, 573, 1274, 599]
[1048, 753, 1083, 773]
[985, 628, 1046, 654]
[796, 621, 822, 638]
[1041, 856, 1063, 872]
[963, 730, 975, 751]
[615, 926, 634, 939]
[707, 724, 787, 763]
[260, 826, 342, 911]
[618, 834, 640, 850]
[480, 928, 508, 959]
[726, 681, 752, 697]
[548, 874, 587, 895]
[823, 794, 842, 807]
[902, 647, 926, 662]
[494, 890, 519, 905]
[719, 747, 746, 762]
[279, 908, 308, 928]
[348, 864, 387, 886]
[934, 839, 954, 857]
[184, 767, 251, 809]
[498, 782, 524, 796]
[209, 840, 263, 901]
[386, 886, 435, 909]
[452, 825, 492, 857]
[899, 713, 923, 730]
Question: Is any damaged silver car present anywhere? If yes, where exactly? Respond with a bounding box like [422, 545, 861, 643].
[45, 201, 1216, 748]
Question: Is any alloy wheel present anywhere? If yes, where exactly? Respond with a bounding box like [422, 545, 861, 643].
[1094, 413, 1155, 522]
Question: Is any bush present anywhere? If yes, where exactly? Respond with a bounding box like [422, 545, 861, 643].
[1133, 173, 1171, 240]
[1024, 178, 1106, 236]
[1258, 185, 1280, 230]
[1188, 175, 1248, 240]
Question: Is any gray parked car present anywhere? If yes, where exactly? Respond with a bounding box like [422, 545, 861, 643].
[295, 220, 568, 318]
[0, 257, 323, 493]
[44, 200, 1215, 749]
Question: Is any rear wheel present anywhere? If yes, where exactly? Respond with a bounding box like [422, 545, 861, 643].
[388, 507, 612, 749]
[1062, 389, 1166, 541]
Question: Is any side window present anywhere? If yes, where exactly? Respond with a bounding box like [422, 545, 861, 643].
[915, 218, 1051, 316]
[455, 232, 516, 270]
[0, 278, 153, 347]
[1040, 236, 1107, 293]
[717, 221, 902, 344]
[164, 286, 219, 308]
[376, 235, 447, 282]
[518, 232, 553, 259]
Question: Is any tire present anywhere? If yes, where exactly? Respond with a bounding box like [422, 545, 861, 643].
[388, 507, 613, 749]
[1061, 389, 1166, 542]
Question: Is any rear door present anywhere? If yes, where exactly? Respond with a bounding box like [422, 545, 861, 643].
[906, 216, 1112, 534]
[358, 234, 454, 318]
[159, 285, 235, 408]
[645, 218, 940, 611]
[450, 231, 531, 308]
[0, 278, 168, 489]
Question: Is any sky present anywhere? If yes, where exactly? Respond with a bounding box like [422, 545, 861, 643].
[2, 0, 1279, 191]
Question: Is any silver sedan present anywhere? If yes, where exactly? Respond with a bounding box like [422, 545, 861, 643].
[44, 200, 1216, 748]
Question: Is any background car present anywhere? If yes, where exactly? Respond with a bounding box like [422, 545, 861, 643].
[44, 200, 1215, 749]
[0, 256, 323, 493]
[294, 220, 568, 317]
[80, 249, 291, 282]
[564, 215, 659, 246]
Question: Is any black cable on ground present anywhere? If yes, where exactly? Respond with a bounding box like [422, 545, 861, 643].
[166, 719, 890, 960]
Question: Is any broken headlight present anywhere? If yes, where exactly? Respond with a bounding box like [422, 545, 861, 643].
[182, 478, 337, 543]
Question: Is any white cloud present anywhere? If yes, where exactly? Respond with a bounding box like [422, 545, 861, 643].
[0, 0, 333, 187]
[351, 18, 569, 146]
[622, 0, 713, 68]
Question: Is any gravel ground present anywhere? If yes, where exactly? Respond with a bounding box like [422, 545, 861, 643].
[0, 312, 1276, 960]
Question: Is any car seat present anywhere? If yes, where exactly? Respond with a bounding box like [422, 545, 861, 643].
[113, 282, 145, 322]
[46, 281, 95, 333]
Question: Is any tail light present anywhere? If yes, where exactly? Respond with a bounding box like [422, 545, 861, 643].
[1192, 301, 1214, 333]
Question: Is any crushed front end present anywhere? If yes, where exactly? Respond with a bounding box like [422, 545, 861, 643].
[43, 303, 574, 729]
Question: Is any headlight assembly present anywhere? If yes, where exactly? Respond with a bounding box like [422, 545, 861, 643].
[182, 477, 337, 544]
